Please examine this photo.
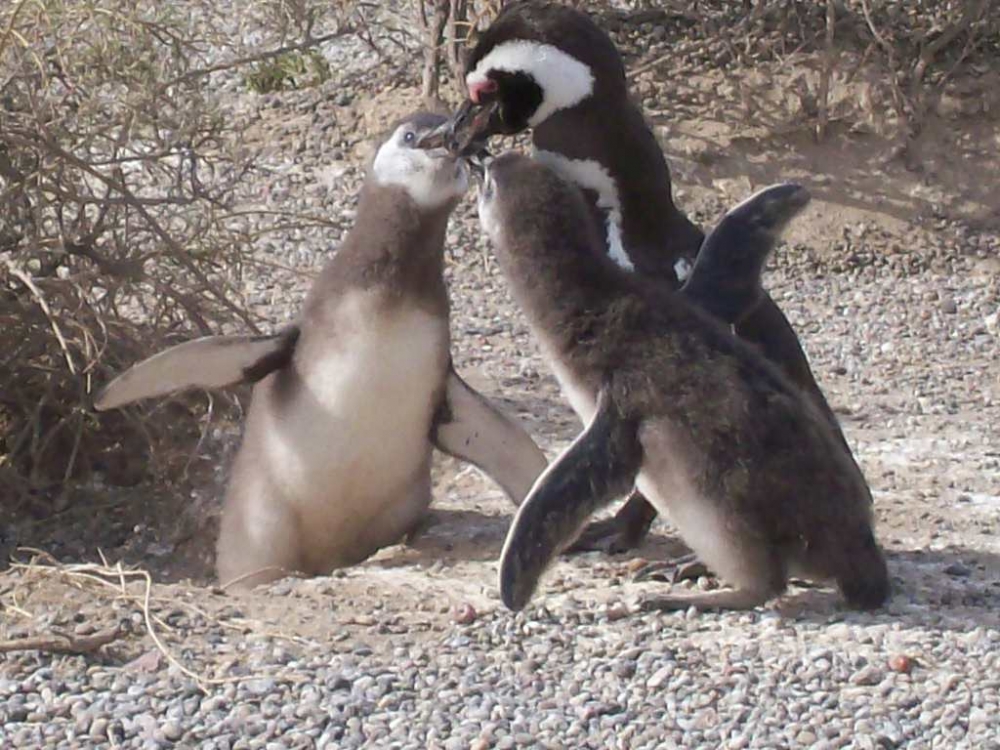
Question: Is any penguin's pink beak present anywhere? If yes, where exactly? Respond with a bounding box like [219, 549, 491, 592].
[468, 78, 499, 104]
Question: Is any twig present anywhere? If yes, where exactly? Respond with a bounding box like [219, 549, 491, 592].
[911, 0, 989, 87]
[815, 0, 836, 142]
[858, 0, 893, 59]
[180, 393, 214, 481]
[155, 27, 355, 94]
[628, 37, 715, 80]
[8, 552, 244, 692]
[3, 259, 78, 376]
[0, 0, 37, 63]
[859, 0, 911, 133]
[219, 566, 298, 591]
[627, 51, 674, 80]
[0, 623, 127, 655]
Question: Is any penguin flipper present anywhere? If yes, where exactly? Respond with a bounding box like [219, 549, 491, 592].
[681, 182, 810, 325]
[432, 366, 549, 505]
[735, 293, 847, 442]
[498, 388, 642, 611]
[94, 327, 300, 411]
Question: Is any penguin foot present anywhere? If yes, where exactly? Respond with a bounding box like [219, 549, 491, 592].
[632, 554, 713, 584]
[564, 489, 657, 555]
[566, 517, 640, 555]
[639, 586, 772, 613]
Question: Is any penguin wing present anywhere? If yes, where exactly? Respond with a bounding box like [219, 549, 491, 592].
[681, 183, 810, 325]
[432, 366, 549, 505]
[94, 327, 300, 411]
[498, 388, 642, 611]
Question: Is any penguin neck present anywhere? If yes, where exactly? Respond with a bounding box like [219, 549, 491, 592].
[532, 96, 704, 283]
[316, 184, 452, 312]
[494, 208, 638, 346]
[356, 185, 450, 279]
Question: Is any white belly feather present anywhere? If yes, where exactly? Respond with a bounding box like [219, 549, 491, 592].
[256, 291, 449, 541]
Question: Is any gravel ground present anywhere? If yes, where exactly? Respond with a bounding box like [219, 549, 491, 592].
[2, 3, 999, 749]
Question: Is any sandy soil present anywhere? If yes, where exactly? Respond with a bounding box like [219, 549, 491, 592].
[2, 10, 998, 691]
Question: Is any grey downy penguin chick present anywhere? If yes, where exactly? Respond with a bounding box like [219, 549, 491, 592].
[96, 114, 548, 590]
[479, 152, 889, 613]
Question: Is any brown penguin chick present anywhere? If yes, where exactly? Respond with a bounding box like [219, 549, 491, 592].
[96, 114, 548, 590]
[479, 152, 890, 613]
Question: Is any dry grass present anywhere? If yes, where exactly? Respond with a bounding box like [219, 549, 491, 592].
[0, 1, 359, 502]
[1, 548, 321, 690]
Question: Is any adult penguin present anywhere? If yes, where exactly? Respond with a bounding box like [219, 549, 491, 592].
[437, 1, 847, 557]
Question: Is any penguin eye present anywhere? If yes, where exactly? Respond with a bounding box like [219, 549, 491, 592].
[403, 130, 416, 146]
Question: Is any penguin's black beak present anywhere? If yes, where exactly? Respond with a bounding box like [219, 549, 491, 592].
[464, 152, 488, 181]
[414, 122, 450, 151]
[444, 99, 500, 157]
[458, 135, 492, 182]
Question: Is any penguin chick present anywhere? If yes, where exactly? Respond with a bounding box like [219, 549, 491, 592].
[96, 114, 548, 590]
[479, 152, 889, 613]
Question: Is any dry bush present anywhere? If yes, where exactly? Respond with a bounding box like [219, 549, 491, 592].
[638, 0, 998, 143]
[849, 0, 997, 141]
[741, 0, 997, 143]
[408, 0, 998, 139]
[0, 0, 356, 502]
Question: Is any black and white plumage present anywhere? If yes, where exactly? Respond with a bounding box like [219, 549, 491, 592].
[447, 1, 849, 555]
[456, 1, 702, 283]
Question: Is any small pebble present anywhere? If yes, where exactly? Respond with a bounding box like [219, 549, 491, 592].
[453, 604, 477, 625]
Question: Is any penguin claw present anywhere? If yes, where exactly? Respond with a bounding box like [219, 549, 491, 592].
[566, 517, 640, 555]
[632, 554, 713, 584]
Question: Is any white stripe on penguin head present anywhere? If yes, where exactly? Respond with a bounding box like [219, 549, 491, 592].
[467, 41, 595, 127]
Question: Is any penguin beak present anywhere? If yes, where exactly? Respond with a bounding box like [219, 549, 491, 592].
[444, 99, 500, 156]
[414, 122, 450, 151]
[458, 136, 492, 182]
[464, 152, 488, 181]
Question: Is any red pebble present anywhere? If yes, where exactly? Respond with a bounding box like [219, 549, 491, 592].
[888, 654, 913, 673]
[454, 603, 477, 625]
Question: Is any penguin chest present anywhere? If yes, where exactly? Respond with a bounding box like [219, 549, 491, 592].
[264, 293, 450, 511]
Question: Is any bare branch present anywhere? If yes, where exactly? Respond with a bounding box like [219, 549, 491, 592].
[815, 0, 836, 142]
[155, 26, 355, 94]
